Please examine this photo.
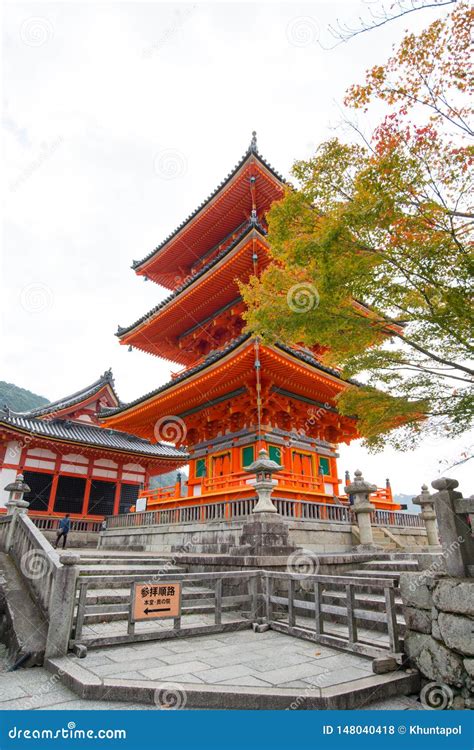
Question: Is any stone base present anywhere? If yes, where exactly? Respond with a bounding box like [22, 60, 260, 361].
[231, 511, 296, 557]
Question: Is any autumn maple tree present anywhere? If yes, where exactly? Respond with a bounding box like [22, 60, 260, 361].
[242, 2, 473, 450]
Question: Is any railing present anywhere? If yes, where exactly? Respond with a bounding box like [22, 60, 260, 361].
[6, 513, 61, 617]
[106, 497, 421, 530]
[73, 570, 259, 647]
[0, 515, 12, 549]
[139, 484, 180, 503]
[274, 499, 352, 523]
[0, 508, 79, 658]
[372, 509, 424, 528]
[30, 516, 102, 533]
[106, 498, 258, 529]
[201, 473, 251, 492]
[264, 570, 402, 660]
[72, 569, 403, 660]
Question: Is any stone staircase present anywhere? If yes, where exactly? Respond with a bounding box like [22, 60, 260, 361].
[75, 554, 230, 627]
[73, 553, 419, 645]
[352, 525, 429, 551]
[293, 557, 419, 639]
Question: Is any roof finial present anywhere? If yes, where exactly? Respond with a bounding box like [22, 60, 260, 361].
[249, 130, 257, 153]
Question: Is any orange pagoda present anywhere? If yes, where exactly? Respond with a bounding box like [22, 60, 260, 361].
[102, 134, 397, 511]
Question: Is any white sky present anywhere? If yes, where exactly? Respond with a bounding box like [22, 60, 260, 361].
[1, 1, 471, 495]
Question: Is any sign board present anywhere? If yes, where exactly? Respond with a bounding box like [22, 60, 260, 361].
[135, 496, 147, 513]
[131, 581, 182, 622]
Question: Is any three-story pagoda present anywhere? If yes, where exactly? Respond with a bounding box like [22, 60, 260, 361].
[102, 135, 397, 511]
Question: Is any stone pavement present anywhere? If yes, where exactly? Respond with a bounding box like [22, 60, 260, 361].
[0, 664, 422, 710]
[67, 629, 378, 690]
[1, 630, 423, 711]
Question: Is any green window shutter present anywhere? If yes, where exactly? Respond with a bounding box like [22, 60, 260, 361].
[242, 445, 255, 468]
[195, 458, 206, 478]
[318, 457, 330, 476]
[268, 445, 281, 464]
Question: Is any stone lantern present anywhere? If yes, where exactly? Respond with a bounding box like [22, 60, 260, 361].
[234, 448, 295, 557]
[413, 484, 440, 547]
[346, 469, 377, 548]
[4, 473, 31, 516]
[244, 448, 283, 514]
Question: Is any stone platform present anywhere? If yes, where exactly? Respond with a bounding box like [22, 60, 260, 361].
[45, 629, 420, 709]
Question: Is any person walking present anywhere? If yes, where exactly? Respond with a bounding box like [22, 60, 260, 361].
[55, 514, 71, 549]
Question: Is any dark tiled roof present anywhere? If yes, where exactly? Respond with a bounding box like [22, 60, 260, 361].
[118, 222, 266, 338]
[277, 343, 361, 386]
[18, 369, 120, 418]
[101, 335, 360, 418]
[131, 143, 286, 272]
[0, 412, 188, 461]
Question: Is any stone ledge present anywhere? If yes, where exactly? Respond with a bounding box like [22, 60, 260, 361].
[46, 656, 420, 710]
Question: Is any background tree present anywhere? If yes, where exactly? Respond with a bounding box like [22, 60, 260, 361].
[242, 2, 473, 451]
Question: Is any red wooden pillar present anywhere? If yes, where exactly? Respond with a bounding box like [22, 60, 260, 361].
[47, 453, 62, 514]
[113, 463, 124, 516]
[81, 456, 93, 517]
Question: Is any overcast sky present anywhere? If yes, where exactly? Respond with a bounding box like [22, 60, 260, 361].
[2, 1, 471, 495]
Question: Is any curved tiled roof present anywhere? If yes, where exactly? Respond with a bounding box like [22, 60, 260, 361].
[18, 369, 120, 418]
[101, 335, 359, 419]
[118, 222, 266, 338]
[102, 335, 251, 418]
[131, 138, 287, 272]
[0, 411, 188, 461]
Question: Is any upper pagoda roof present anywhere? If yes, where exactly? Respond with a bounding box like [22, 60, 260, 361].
[117, 221, 267, 347]
[15, 369, 120, 420]
[131, 133, 286, 287]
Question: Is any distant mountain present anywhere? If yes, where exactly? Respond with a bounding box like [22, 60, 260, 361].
[394, 493, 417, 512]
[0, 381, 49, 413]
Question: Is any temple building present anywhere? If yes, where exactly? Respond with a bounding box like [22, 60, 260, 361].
[0, 370, 187, 518]
[102, 134, 397, 511]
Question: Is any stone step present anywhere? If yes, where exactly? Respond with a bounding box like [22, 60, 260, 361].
[348, 569, 401, 580]
[360, 560, 418, 572]
[78, 557, 176, 567]
[81, 601, 237, 624]
[78, 565, 185, 576]
[322, 590, 404, 614]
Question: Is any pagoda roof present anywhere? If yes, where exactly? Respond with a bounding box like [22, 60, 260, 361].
[101, 335, 360, 438]
[117, 221, 267, 345]
[0, 410, 188, 462]
[131, 134, 286, 287]
[16, 369, 120, 419]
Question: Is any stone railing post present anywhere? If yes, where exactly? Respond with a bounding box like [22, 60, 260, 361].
[346, 469, 377, 549]
[44, 553, 80, 658]
[431, 477, 474, 577]
[4, 474, 31, 553]
[413, 484, 440, 547]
